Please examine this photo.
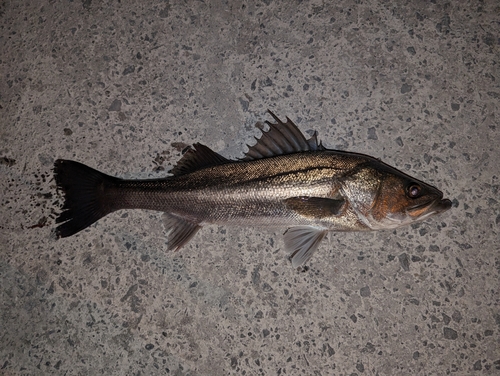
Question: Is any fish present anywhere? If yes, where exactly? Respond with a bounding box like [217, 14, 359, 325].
[53, 111, 452, 268]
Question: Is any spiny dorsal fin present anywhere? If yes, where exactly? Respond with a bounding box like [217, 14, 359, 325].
[243, 110, 325, 161]
[169, 142, 231, 176]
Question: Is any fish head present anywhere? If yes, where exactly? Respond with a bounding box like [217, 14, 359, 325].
[343, 160, 452, 230]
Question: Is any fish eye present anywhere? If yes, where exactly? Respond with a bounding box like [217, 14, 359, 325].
[407, 183, 422, 198]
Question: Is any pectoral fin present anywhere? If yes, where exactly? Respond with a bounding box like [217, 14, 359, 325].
[284, 196, 346, 218]
[283, 226, 328, 268]
[162, 213, 201, 251]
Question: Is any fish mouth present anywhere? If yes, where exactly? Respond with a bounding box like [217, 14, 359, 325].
[407, 197, 452, 218]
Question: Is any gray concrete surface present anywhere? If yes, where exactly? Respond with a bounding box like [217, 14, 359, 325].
[1, 1, 499, 375]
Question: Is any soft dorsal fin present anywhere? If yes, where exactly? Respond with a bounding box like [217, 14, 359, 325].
[169, 142, 231, 176]
[242, 110, 325, 161]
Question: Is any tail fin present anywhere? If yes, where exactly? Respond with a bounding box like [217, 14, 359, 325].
[54, 159, 119, 238]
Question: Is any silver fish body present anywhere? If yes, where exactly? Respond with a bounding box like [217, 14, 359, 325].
[115, 152, 361, 228]
[54, 112, 451, 267]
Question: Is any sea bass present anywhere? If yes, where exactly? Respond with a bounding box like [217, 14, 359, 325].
[54, 112, 452, 267]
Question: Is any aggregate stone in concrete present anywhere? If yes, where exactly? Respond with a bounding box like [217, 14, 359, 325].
[1, 1, 499, 375]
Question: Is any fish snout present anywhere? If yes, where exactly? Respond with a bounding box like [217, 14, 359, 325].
[434, 198, 452, 213]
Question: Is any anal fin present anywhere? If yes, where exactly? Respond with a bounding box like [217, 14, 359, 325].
[162, 213, 201, 251]
[283, 226, 328, 268]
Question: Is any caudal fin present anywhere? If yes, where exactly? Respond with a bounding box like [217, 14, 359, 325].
[54, 159, 119, 238]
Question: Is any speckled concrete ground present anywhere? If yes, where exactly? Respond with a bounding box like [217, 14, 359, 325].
[1, 1, 499, 375]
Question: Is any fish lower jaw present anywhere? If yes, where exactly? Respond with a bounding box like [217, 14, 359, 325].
[407, 209, 440, 222]
[364, 209, 441, 230]
[359, 213, 410, 231]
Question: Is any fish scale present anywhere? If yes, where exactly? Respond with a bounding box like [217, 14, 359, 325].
[113, 154, 349, 225]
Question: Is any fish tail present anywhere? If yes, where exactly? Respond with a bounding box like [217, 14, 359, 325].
[54, 159, 120, 238]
